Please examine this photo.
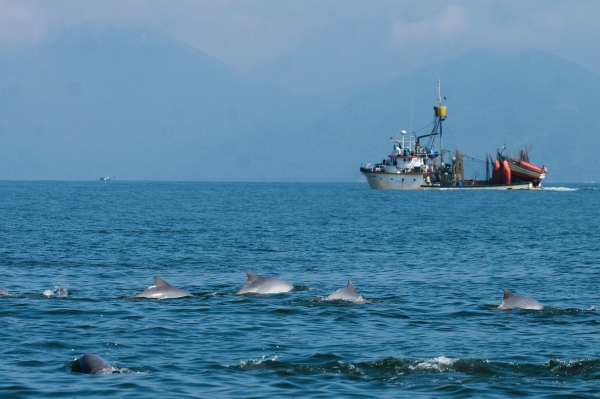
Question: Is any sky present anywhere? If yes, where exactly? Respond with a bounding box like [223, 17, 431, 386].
[1, 0, 599, 93]
[0, 0, 598, 181]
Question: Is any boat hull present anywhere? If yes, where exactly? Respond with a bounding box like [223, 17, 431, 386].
[422, 182, 532, 190]
[362, 171, 428, 190]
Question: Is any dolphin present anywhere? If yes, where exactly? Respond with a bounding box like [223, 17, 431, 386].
[235, 271, 293, 295]
[72, 354, 118, 374]
[135, 276, 192, 299]
[0, 287, 8, 296]
[498, 289, 543, 310]
[326, 280, 365, 303]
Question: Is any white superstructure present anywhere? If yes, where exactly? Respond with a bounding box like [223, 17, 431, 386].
[360, 131, 437, 190]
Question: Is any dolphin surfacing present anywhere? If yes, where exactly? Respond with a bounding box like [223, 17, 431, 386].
[498, 289, 543, 310]
[73, 354, 118, 374]
[327, 280, 365, 303]
[135, 276, 192, 299]
[235, 271, 293, 295]
[0, 287, 8, 296]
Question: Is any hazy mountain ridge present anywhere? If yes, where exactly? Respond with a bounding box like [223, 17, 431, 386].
[0, 29, 597, 182]
[0, 29, 298, 180]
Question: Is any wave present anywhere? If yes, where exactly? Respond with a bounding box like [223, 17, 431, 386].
[227, 355, 600, 381]
[542, 187, 579, 191]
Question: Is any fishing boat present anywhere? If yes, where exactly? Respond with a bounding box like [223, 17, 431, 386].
[100, 175, 111, 181]
[360, 81, 546, 190]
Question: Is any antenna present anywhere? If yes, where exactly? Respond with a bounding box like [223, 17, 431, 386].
[437, 80, 442, 107]
[409, 101, 414, 137]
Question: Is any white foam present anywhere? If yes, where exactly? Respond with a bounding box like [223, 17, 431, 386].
[238, 354, 279, 368]
[411, 356, 455, 371]
[542, 187, 578, 191]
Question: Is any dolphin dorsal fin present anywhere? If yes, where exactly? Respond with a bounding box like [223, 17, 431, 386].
[154, 276, 171, 287]
[246, 271, 262, 282]
[346, 280, 358, 294]
[503, 289, 514, 300]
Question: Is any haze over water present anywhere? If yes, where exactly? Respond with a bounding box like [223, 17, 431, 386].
[1, 181, 599, 397]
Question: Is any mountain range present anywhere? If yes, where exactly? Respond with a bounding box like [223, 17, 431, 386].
[0, 28, 597, 182]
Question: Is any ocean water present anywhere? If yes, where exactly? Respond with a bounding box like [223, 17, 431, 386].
[0, 181, 599, 398]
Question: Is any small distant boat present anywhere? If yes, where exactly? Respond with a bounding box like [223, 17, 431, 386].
[100, 176, 111, 181]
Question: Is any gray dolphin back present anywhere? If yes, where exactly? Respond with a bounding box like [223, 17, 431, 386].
[73, 354, 116, 374]
[135, 275, 192, 299]
[235, 271, 293, 295]
[498, 289, 543, 310]
[327, 280, 365, 303]
[0, 287, 8, 296]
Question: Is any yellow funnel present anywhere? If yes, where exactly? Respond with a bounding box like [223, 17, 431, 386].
[434, 106, 447, 117]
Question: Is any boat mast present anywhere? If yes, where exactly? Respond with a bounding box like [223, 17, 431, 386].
[436, 80, 444, 166]
[433, 80, 447, 182]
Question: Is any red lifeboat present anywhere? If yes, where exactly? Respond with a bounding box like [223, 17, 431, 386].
[517, 160, 544, 173]
[492, 160, 501, 184]
[501, 160, 512, 184]
[499, 153, 547, 182]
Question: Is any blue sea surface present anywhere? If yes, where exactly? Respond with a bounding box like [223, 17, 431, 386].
[0, 181, 599, 398]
